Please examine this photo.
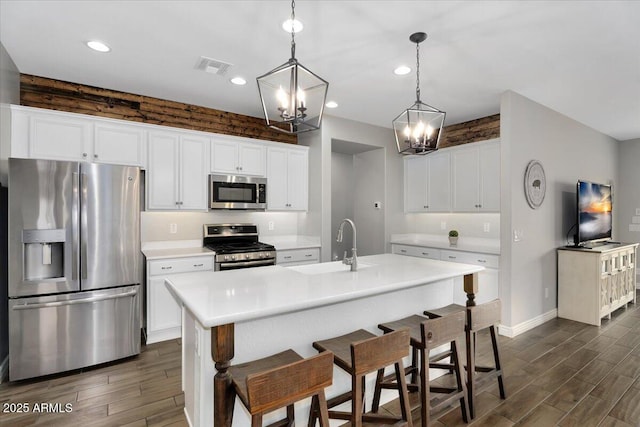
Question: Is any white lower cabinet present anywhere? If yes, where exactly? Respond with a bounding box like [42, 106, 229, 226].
[276, 248, 320, 266]
[146, 255, 214, 344]
[392, 244, 499, 304]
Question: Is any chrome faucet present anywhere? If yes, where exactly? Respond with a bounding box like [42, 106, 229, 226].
[336, 218, 358, 271]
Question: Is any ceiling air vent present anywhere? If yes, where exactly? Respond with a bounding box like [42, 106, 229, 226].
[195, 56, 232, 76]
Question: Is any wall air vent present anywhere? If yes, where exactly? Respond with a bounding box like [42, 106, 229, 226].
[195, 56, 232, 76]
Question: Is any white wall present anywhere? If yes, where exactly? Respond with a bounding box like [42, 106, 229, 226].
[141, 211, 300, 243]
[500, 91, 619, 328]
[0, 41, 19, 379]
[331, 152, 354, 260]
[0, 42, 20, 184]
[299, 115, 403, 261]
[617, 138, 640, 245]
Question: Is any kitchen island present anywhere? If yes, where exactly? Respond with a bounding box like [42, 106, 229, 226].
[165, 253, 483, 427]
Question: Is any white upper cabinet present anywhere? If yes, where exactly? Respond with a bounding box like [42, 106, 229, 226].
[10, 105, 146, 167]
[452, 140, 500, 212]
[211, 138, 266, 176]
[93, 122, 147, 167]
[23, 108, 92, 161]
[147, 130, 210, 210]
[267, 146, 308, 211]
[404, 151, 451, 212]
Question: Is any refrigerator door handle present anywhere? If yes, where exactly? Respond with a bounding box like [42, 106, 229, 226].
[11, 289, 138, 310]
[80, 173, 88, 280]
[72, 172, 80, 281]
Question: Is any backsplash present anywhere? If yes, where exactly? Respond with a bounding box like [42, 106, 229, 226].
[141, 211, 301, 243]
[403, 212, 501, 239]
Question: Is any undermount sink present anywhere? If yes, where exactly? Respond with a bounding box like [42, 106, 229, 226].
[287, 261, 375, 275]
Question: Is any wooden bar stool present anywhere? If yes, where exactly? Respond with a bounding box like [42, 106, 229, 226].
[310, 328, 413, 427]
[423, 299, 506, 418]
[375, 312, 469, 427]
[228, 349, 333, 427]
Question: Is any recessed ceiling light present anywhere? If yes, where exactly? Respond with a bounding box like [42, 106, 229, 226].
[325, 101, 338, 109]
[282, 18, 303, 33]
[394, 65, 411, 75]
[86, 40, 111, 53]
[230, 77, 247, 86]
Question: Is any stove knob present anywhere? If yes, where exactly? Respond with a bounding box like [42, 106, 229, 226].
[245, 254, 251, 260]
[231, 255, 236, 261]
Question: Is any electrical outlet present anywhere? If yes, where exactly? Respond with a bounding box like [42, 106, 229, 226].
[268, 221, 275, 231]
[513, 229, 523, 242]
[441, 221, 447, 230]
[483, 223, 491, 233]
[169, 223, 177, 234]
[374, 201, 381, 209]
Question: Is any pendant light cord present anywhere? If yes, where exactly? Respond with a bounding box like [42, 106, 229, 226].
[415, 41, 421, 103]
[290, 0, 296, 59]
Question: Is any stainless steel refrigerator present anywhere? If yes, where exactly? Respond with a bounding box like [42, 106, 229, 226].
[8, 158, 141, 381]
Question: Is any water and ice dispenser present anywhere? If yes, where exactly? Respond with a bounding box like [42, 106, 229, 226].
[22, 229, 66, 281]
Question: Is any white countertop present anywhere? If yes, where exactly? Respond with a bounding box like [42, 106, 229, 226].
[142, 240, 213, 260]
[261, 235, 321, 250]
[165, 253, 483, 328]
[391, 234, 500, 255]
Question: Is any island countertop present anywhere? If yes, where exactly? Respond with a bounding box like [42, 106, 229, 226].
[165, 253, 483, 328]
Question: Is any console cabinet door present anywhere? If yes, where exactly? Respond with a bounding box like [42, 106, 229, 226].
[148, 276, 182, 339]
[211, 139, 266, 176]
[237, 143, 266, 176]
[211, 139, 238, 174]
[404, 156, 428, 212]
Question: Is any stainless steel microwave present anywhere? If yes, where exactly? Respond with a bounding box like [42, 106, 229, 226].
[209, 174, 267, 210]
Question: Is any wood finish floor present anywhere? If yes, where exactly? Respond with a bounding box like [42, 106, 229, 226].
[1, 293, 639, 426]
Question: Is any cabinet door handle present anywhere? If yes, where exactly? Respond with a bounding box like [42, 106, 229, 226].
[161, 266, 173, 270]
[82, 152, 88, 158]
[94, 154, 98, 158]
[193, 263, 204, 267]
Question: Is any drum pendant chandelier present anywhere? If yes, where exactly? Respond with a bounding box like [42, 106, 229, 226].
[392, 32, 446, 155]
[257, 0, 328, 134]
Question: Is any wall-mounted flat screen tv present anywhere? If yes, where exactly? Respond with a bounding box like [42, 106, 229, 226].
[577, 180, 612, 245]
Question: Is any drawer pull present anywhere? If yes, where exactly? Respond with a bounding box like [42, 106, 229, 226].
[448, 256, 457, 260]
[161, 266, 173, 270]
[193, 263, 204, 267]
[400, 249, 407, 253]
[284, 256, 292, 260]
[477, 259, 487, 263]
[421, 252, 429, 256]
[305, 254, 313, 257]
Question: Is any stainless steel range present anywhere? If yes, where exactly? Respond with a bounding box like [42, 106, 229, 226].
[203, 224, 276, 271]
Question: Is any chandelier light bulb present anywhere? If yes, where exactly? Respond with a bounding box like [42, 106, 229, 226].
[277, 86, 289, 110]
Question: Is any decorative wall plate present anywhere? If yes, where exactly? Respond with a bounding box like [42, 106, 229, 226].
[524, 160, 546, 209]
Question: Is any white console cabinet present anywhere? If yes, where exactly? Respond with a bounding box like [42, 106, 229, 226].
[558, 243, 637, 326]
[267, 146, 309, 211]
[146, 255, 214, 344]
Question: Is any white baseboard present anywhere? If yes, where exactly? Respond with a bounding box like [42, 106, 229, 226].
[0, 355, 8, 384]
[498, 308, 558, 338]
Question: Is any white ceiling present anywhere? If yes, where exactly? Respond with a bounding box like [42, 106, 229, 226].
[1, 1, 639, 141]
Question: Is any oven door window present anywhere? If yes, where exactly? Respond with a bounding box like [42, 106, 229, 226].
[213, 182, 256, 203]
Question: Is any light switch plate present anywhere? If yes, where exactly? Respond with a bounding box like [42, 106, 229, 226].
[441, 221, 447, 230]
[169, 223, 177, 234]
[268, 221, 275, 231]
[483, 223, 491, 233]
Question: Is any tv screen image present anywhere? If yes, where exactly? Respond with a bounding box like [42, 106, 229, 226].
[577, 181, 612, 244]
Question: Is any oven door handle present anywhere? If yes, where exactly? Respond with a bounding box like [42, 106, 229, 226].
[219, 259, 275, 269]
